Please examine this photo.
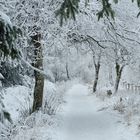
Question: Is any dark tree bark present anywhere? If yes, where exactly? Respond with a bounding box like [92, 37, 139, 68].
[114, 62, 124, 93]
[66, 62, 70, 80]
[93, 62, 100, 93]
[31, 33, 44, 112]
[93, 55, 101, 93]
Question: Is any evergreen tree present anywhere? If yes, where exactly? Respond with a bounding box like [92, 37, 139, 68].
[0, 11, 19, 133]
[57, 0, 140, 25]
[0, 11, 20, 59]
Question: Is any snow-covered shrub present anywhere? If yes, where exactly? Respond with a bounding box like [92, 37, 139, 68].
[113, 93, 140, 114]
[109, 90, 140, 126]
[43, 81, 56, 115]
[10, 110, 58, 140]
[18, 97, 32, 121]
[113, 98, 126, 113]
[123, 96, 140, 124]
[43, 80, 66, 115]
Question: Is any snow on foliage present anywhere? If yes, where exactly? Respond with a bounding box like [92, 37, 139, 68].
[0, 11, 12, 26]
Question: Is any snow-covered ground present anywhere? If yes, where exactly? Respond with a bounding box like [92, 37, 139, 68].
[1, 81, 140, 140]
[3, 86, 33, 122]
[57, 84, 139, 140]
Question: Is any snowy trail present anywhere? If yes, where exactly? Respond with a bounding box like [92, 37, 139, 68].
[57, 84, 139, 140]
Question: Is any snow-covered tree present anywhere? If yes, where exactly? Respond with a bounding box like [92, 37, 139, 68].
[0, 11, 20, 59]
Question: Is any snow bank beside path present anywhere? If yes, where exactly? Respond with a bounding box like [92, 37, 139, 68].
[3, 86, 32, 122]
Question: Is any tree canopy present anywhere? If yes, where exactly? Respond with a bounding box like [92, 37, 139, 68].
[56, 0, 140, 25]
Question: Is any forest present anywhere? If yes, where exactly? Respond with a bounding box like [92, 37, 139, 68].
[1, 0, 140, 140]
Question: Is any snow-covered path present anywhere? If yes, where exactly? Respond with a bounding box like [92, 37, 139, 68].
[57, 84, 139, 140]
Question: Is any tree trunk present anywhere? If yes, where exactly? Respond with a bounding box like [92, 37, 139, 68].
[114, 74, 121, 93]
[31, 33, 44, 112]
[93, 63, 100, 93]
[109, 67, 114, 86]
[114, 63, 124, 93]
[66, 62, 70, 80]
